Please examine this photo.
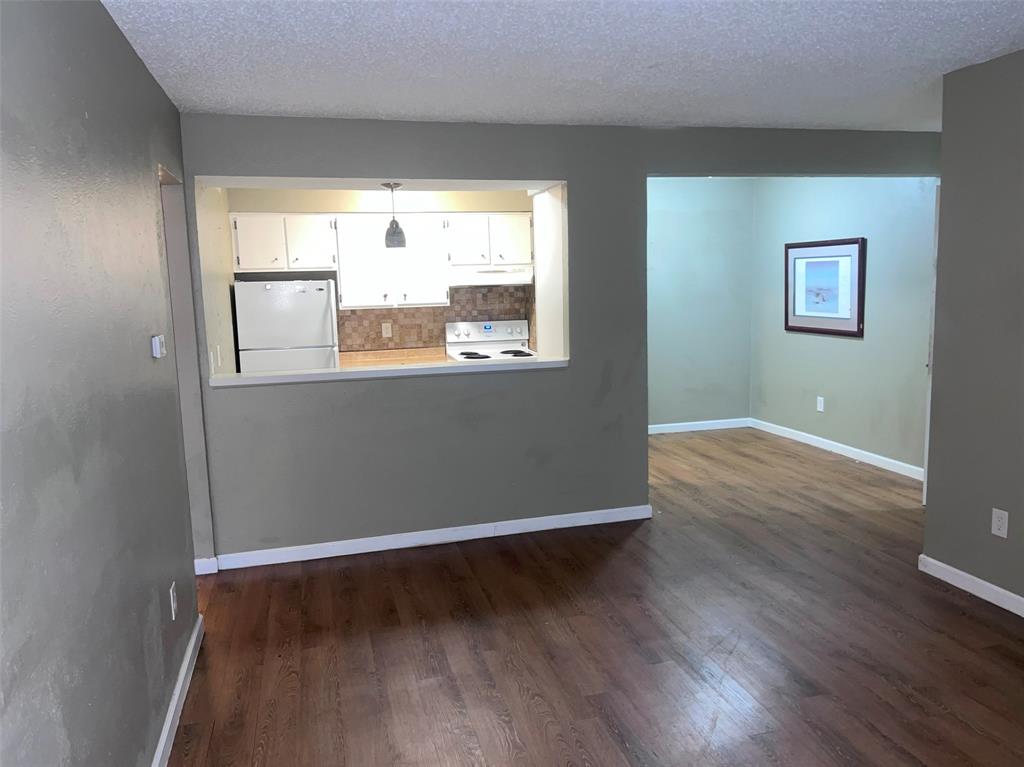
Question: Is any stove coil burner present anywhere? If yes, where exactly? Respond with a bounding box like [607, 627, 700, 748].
[500, 350, 533, 357]
[460, 352, 491, 359]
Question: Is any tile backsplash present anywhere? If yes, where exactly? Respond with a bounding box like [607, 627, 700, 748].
[339, 285, 534, 351]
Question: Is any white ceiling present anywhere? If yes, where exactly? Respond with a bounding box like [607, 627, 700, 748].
[103, 1, 1024, 131]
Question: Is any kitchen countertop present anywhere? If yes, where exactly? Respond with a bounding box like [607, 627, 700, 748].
[339, 347, 447, 368]
[210, 346, 568, 387]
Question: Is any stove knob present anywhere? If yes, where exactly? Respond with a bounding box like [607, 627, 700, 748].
[454, 329, 461, 337]
[507, 328, 513, 335]
[464, 331, 471, 338]
[515, 328, 523, 335]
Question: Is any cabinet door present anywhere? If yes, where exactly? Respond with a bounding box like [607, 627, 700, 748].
[445, 214, 491, 265]
[285, 214, 338, 270]
[232, 214, 287, 271]
[337, 214, 395, 308]
[396, 214, 450, 306]
[488, 214, 532, 265]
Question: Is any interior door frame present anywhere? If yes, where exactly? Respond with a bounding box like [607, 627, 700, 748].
[922, 182, 940, 505]
[158, 164, 218, 567]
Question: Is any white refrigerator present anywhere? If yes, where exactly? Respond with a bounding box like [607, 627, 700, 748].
[235, 280, 339, 373]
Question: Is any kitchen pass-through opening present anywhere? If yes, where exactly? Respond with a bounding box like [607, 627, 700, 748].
[193, 178, 570, 385]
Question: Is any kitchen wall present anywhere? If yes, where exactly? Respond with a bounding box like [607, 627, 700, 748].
[647, 176, 937, 469]
[181, 113, 939, 557]
[923, 50, 1023, 599]
[339, 285, 533, 350]
[227, 187, 532, 213]
[750, 177, 938, 467]
[196, 183, 237, 374]
[1, 3, 196, 766]
[209, 187, 537, 356]
[647, 178, 756, 424]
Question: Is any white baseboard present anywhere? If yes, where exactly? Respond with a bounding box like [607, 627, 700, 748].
[647, 417, 923, 480]
[193, 557, 218, 575]
[649, 418, 752, 434]
[150, 615, 204, 767]
[216, 504, 653, 571]
[918, 555, 1024, 618]
[749, 419, 924, 480]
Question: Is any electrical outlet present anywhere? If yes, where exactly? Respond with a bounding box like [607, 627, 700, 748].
[991, 508, 1009, 539]
[816, 396, 825, 413]
[169, 581, 178, 621]
[381, 321, 393, 339]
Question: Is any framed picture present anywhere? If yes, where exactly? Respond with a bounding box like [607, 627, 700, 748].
[785, 238, 866, 337]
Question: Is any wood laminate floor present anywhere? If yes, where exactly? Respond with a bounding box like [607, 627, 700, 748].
[170, 429, 1024, 766]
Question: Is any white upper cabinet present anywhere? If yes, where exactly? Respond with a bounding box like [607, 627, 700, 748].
[445, 214, 491, 265]
[232, 214, 287, 271]
[396, 214, 449, 305]
[284, 214, 338, 270]
[488, 213, 533, 265]
[337, 214, 450, 308]
[336, 214, 393, 308]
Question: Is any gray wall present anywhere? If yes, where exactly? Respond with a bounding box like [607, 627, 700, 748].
[647, 178, 755, 424]
[1, 3, 196, 766]
[749, 177, 938, 466]
[181, 114, 938, 556]
[924, 50, 1023, 597]
[163, 184, 217, 560]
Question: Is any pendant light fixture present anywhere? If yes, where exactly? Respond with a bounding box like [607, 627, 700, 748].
[381, 182, 406, 248]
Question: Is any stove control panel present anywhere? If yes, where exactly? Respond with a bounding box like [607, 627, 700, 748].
[446, 320, 529, 343]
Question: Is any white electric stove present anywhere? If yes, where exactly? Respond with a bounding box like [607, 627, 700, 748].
[445, 320, 536, 362]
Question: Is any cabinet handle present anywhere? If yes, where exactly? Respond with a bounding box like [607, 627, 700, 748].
[498, 253, 504, 260]
[403, 293, 408, 301]
[273, 257, 279, 262]
[481, 253, 486, 259]
[383, 293, 388, 301]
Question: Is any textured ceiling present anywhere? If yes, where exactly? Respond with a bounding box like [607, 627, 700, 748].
[103, 1, 1024, 131]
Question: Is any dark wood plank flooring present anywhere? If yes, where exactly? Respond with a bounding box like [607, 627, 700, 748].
[170, 429, 1024, 766]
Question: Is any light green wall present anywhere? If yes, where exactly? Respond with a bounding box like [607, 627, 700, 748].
[648, 177, 938, 468]
[750, 177, 938, 466]
[647, 178, 755, 424]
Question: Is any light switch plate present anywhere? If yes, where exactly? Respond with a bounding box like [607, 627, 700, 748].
[151, 334, 167, 359]
[991, 508, 1008, 539]
[816, 396, 825, 413]
[382, 321, 393, 339]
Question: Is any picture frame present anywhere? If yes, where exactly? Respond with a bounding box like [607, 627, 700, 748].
[784, 237, 866, 338]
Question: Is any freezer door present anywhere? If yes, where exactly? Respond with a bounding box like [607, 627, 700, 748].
[239, 347, 339, 374]
[235, 280, 337, 350]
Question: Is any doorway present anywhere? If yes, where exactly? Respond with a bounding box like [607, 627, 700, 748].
[646, 176, 939, 482]
[158, 167, 217, 569]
